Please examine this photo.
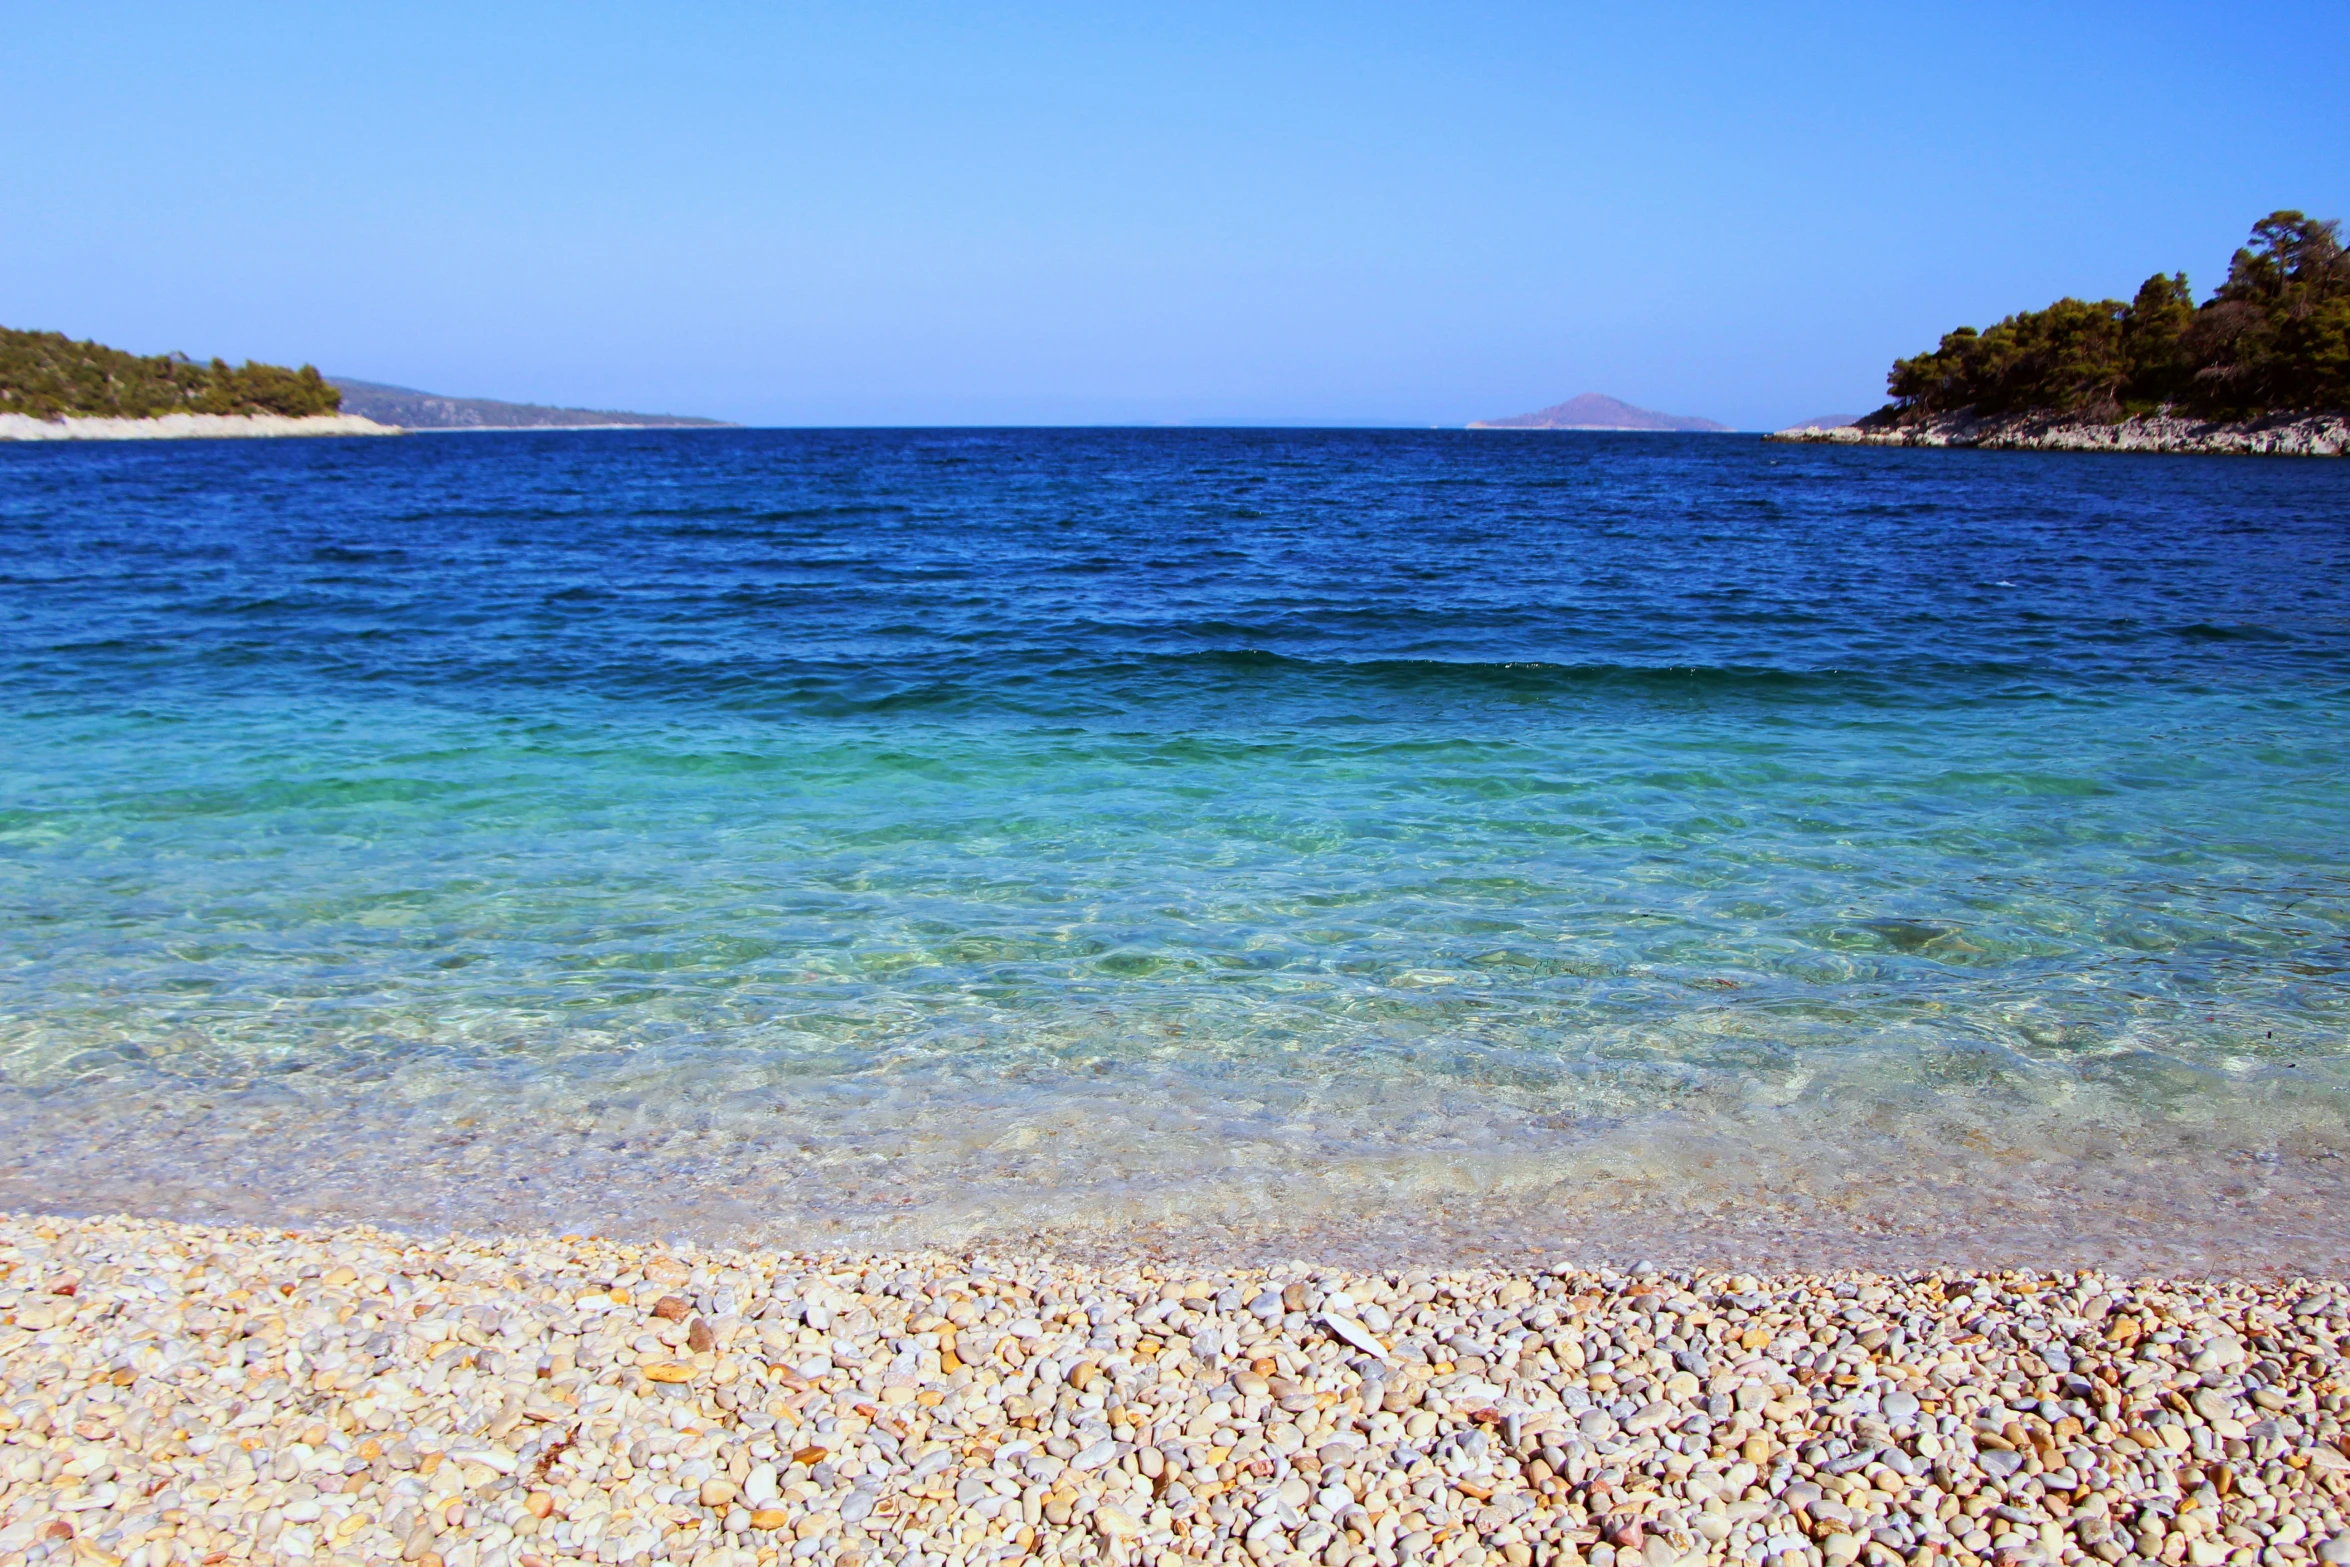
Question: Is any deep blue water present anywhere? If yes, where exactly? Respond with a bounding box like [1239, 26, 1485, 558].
[1, 428, 2346, 1265]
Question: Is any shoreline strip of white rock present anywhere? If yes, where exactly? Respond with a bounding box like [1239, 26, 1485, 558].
[1766, 411, 2347, 457]
[0, 413, 402, 441]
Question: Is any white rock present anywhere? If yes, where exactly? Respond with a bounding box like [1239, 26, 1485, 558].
[451, 1445, 518, 1474]
[1322, 1310, 1388, 1361]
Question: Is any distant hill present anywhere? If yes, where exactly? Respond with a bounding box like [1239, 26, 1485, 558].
[1779, 413, 1863, 432]
[3, 326, 341, 420]
[1470, 393, 1730, 432]
[330, 378, 730, 431]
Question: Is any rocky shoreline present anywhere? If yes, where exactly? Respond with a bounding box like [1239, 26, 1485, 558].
[6, 1214, 2350, 1567]
[0, 413, 401, 441]
[1766, 411, 2347, 457]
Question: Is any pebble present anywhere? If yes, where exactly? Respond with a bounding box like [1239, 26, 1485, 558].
[3, 1213, 2350, 1567]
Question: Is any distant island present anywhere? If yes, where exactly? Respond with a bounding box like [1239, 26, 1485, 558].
[330, 379, 731, 431]
[1470, 392, 1730, 432]
[1774, 210, 2348, 455]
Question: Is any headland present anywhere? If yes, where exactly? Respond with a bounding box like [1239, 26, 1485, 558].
[1775, 210, 2347, 457]
[328, 379, 731, 432]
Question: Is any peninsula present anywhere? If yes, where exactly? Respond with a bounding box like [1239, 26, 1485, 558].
[1773, 210, 2349, 455]
[0, 330, 733, 440]
[329, 378, 732, 431]
[0, 326, 395, 439]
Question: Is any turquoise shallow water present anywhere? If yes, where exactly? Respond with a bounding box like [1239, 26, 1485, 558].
[1, 429, 2345, 1268]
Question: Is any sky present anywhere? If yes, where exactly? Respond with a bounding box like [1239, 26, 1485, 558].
[4, 3, 2346, 430]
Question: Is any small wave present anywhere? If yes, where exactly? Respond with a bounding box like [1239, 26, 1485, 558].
[309, 545, 408, 565]
[2174, 621, 2296, 643]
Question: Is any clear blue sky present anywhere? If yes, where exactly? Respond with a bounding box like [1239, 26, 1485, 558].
[5, 3, 2345, 429]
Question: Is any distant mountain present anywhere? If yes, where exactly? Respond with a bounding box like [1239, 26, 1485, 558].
[1779, 413, 1863, 432]
[329, 378, 730, 431]
[1469, 393, 1730, 432]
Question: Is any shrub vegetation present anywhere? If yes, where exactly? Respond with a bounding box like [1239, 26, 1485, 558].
[0, 326, 342, 420]
[1883, 211, 2349, 423]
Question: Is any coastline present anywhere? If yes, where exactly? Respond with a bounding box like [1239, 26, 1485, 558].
[0, 413, 401, 442]
[396, 424, 736, 434]
[1765, 411, 2347, 457]
[5, 1212, 2349, 1567]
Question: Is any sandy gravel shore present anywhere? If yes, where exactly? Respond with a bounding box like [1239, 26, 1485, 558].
[4, 1214, 2349, 1567]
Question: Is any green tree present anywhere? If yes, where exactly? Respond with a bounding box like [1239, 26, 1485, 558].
[2189, 210, 2349, 415]
[0, 327, 344, 420]
[1888, 297, 2131, 418]
[2120, 272, 2195, 410]
[1880, 211, 2348, 424]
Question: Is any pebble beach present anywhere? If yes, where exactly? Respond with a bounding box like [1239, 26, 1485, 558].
[6, 1215, 2350, 1567]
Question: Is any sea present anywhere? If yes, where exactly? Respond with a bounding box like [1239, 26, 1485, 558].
[1, 428, 2345, 1274]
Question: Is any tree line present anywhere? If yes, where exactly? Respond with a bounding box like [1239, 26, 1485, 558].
[1884, 211, 2348, 422]
[0, 326, 343, 420]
